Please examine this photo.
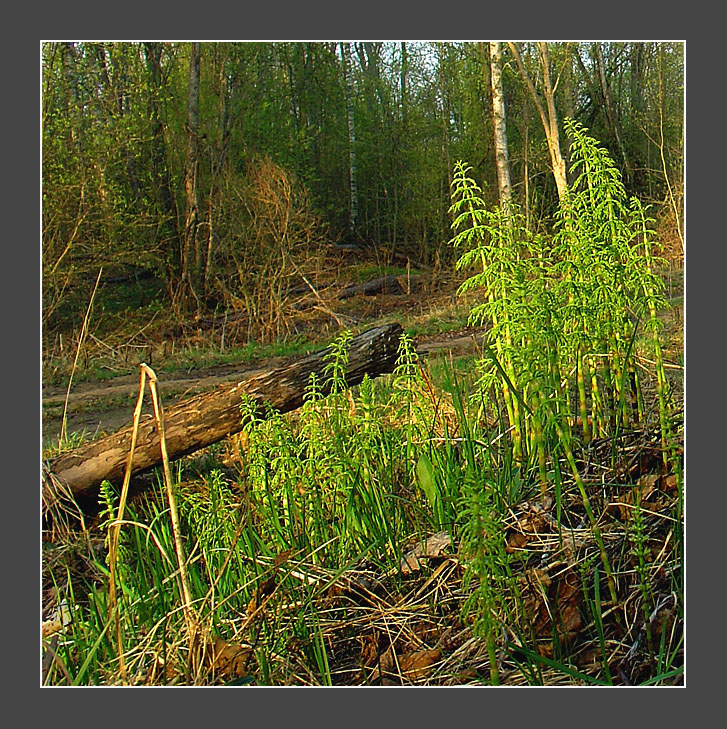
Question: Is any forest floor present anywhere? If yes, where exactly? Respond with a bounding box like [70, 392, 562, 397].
[41, 263, 684, 449]
[41, 259, 685, 687]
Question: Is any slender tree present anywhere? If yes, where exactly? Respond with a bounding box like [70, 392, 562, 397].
[400, 42, 408, 130]
[204, 43, 232, 296]
[508, 42, 568, 202]
[437, 44, 453, 191]
[142, 42, 181, 286]
[574, 43, 631, 183]
[489, 42, 512, 210]
[341, 42, 358, 238]
[593, 43, 630, 178]
[181, 42, 202, 310]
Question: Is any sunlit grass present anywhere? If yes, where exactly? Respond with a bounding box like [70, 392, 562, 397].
[43, 324, 682, 686]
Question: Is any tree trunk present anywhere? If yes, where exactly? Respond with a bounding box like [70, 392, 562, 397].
[560, 44, 577, 187]
[508, 42, 568, 202]
[400, 42, 408, 129]
[204, 45, 232, 299]
[336, 274, 420, 300]
[45, 324, 404, 503]
[489, 42, 513, 210]
[341, 42, 358, 238]
[143, 43, 181, 283]
[522, 92, 531, 228]
[593, 42, 631, 182]
[182, 42, 202, 309]
[536, 43, 569, 201]
[630, 42, 644, 118]
[574, 43, 631, 182]
[437, 44, 452, 190]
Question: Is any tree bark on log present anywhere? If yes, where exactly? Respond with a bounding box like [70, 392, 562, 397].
[45, 324, 403, 502]
[337, 274, 421, 300]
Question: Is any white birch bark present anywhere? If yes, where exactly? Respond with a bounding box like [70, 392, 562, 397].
[489, 42, 513, 210]
[341, 42, 358, 236]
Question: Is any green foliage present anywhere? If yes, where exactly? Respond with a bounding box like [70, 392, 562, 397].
[448, 124, 682, 657]
[42, 42, 683, 336]
[42, 45, 684, 684]
[459, 465, 516, 686]
[449, 122, 675, 457]
[44, 315, 682, 684]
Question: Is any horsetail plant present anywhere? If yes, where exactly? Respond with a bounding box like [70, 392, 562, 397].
[629, 197, 673, 465]
[446, 122, 680, 614]
[44, 133, 680, 683]
[449, 162, 532, 462]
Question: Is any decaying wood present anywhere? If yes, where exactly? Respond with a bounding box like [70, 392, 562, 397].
[45, 324, 403, 502]
[337, 274, 421, 300]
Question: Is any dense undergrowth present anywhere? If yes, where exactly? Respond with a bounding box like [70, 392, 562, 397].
[41, 125, 683, 686]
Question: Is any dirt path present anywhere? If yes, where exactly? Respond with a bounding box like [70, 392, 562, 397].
[42, 329, 486, 446]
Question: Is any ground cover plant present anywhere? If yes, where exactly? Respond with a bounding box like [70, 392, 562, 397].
[42, 125, 683, 686]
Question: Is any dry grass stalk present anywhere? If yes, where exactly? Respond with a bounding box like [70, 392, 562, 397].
[60, 268, 103, 442]
[141, 365, 198, 658]
[106, 363, 198, 682]
[106, 363, 148, 681]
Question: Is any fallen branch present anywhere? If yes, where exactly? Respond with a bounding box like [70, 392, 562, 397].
[45, 323, 403, 503]
[164, 274, 423, 338]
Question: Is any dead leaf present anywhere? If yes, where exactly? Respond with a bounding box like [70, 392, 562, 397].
[274, 549, 293, 568]
[371, 644, 441, 684]
[649, 600, 677, 651]
[329, 570, 380, 604]
[553, 570, 583, 639]
[522, 567, 582, 650]
[560, 530, 588, 565]
[530, 567, 552, 591]
[398, 649, 441, 682]
[400, 531, 452, 574]
[506, 531, 529, 554]
[636, 474, 659, 501]
[537, 642, 554, 658]
[246, 575, 276, 614]
[504, 499, 558, 554]
[210, 636, 253, 678]
[662, 474, 679, 493]
[359, 633, 381, 667]
[377, 644, 396, 675]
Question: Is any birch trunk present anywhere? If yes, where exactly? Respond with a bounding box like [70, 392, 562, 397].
[489, 42, 513, 210]
[341, 42, 358, 237]
[508, 42, 568, 202]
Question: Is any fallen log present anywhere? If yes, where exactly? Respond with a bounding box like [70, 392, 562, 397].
[337, 274, 421, 300]
[45, 323, 403, 502]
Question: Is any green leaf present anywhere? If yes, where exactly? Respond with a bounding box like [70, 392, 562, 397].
[417, 453, 437, 508]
